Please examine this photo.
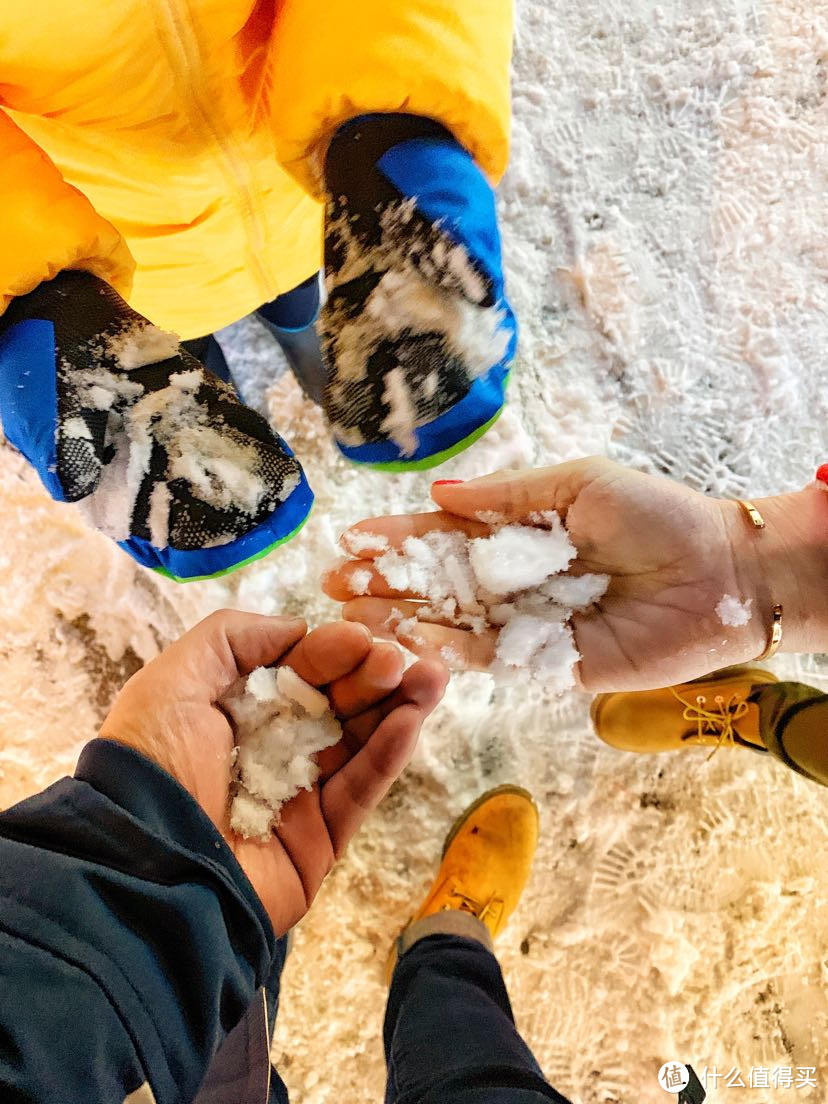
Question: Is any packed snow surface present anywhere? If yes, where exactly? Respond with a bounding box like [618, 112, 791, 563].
[2, 0, 828, 1101]
[222, 665, 342, 840]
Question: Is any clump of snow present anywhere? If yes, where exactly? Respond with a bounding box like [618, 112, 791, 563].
[384, 607, 406, 632]
[493, 615, 581, 692]
[221, 665, 342, 840]
[541, 572, 611, 610]
[495, 614, 559, 667]
[105, 324, 181, 370]
[715, 594, 753, 628]
[475, 510, 507, 526]
[395, 615, 427, 646]
[348, 568, 373, 596]
[341, 530, 389, 556]
[373, 518, 607, 688]
[376, 530, 489, 634]
[468, 519, 575, 595]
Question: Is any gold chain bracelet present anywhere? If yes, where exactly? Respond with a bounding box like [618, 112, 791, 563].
[736, 499, 783, 661]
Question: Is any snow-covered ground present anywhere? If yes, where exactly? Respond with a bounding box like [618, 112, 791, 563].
[2, 1, 828, 1101]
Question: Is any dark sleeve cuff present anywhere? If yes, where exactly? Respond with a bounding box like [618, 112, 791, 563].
[0, 739, 278, 1104]
[74, 737, 276, 953]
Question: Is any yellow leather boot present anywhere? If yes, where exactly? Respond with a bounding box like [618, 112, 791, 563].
[389, 786, 539, 979]
[591, 666, 780, 755]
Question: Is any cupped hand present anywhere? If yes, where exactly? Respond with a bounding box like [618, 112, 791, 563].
[324, 457, 767, 692]
[100, 611, 448, 935]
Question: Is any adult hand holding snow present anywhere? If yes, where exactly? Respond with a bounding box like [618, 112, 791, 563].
[326, 457, 828, 692]
[99, 610, 447, 935]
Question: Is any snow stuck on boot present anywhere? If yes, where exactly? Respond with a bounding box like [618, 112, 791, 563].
[322, 200, 511, 457]
[373, 515, 609, 690]
[221, 665, 342, 840]
[60, 320, 302, 550]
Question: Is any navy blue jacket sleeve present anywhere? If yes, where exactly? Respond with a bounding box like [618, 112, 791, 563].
[0, 738, 276, 1104]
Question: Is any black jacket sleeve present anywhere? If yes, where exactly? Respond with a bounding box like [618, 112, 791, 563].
[0, 739, 276, 1104]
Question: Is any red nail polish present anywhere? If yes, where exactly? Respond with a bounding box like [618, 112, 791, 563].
[433, 479, 464, 487]
[816, 463, 828, 485]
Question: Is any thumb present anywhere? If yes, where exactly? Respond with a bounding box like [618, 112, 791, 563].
[431, 457, 614, 523]
[139, 610, 309, 704]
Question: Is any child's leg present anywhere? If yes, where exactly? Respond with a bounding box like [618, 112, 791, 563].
[180, 334, 233, 386]
[257, 275, 326, 404]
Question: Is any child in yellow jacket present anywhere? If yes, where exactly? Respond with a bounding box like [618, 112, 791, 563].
[0, 1, 517, 580]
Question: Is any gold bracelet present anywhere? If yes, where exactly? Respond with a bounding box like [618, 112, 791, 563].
[736, 499, 765, 529]
[735, 500, 783, 661]
[756, 604, 784, 661]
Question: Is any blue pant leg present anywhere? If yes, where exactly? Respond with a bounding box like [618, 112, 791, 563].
[256, 276, 326, 405]
[180, 334, 234, 387]
[383, 935, 571, 1104]
[257, 274, 321, 331]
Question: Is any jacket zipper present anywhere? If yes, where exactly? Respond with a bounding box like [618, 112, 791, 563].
[149, 0, 275, 303]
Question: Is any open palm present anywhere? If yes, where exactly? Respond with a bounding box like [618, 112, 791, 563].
[324, 458, 764, 691]
[100, 611, 447, 935]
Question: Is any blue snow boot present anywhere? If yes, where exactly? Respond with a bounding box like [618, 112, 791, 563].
[321, 113, 518, 470]
[0, 271, 313, 581]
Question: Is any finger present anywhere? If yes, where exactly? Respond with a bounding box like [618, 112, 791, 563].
[323, 560, 431, 603]
[282, 621, 373, 688]
[328, 642, 405, 720]
[272, 788, 335, 906]
[321, 661, 449, 854]
[338, 512, 488, 559]
[344, 598, 498, 671]
[158, 610, 308, 700]
[342, 597, 427, 640]
[395, 621, 498, 673]
[430, 457, 617, 522]
[318, 646, 416, 777]
[342, 659, 449, 747]
[314, 738, 353, 779]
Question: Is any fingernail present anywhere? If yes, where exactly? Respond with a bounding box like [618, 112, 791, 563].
[816, 463, 828, 485]
[432, 479, 464, 487]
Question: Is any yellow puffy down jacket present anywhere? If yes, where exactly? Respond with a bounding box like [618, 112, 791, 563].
[0, 1, 513, 339]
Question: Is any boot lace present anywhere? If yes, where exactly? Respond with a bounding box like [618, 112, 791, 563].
[669, 687, 750, 759]
[444, 886, 504, 926]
